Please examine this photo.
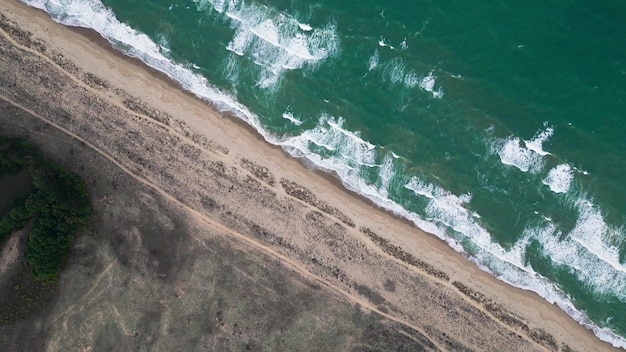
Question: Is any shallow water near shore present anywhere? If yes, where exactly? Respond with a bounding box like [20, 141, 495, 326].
[20, 0, 626, 346]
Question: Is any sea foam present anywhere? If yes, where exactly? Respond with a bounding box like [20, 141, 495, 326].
[375, 56, 443, 97]
[298, 23, 312, 31]
[493, 125, 554, 173]
[496, 136, 545, 173]
[22, 0, 273, 139]
[420, 70, 443, 98]
[524, 124, 553, 156]
[376, 154, 395, 197]
[368, 50, 379, 71]
[568, 199, 626, 275]
[21, 0, 626, 347]
[282, 111, 303, 125]
[200, 0, 340, 88]
[543, 164, 573, 193]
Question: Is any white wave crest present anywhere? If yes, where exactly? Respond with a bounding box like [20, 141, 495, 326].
[524, 124, 553, 156]
[403, 71, 420, 89]
[21, 0, 273, 139]
[569, 199, 626, 276]
[543, 164, 573, 193]
[378, 36, 394, 49]
[280, 114, 398, 201]
[286, 114, 376, 168]
[420, 70, 443, 98]
[379, 58, 443, 97]
[381, 57, 406, 85]
[368, 50, 379, 71]
[404, 175, 626, 348]
[520, 198, 626, 302]
[400, 38, 408, 50]
[420, 71, 436, 92]
[377, 154, 395, 197]
[21, 0, 626, 347]
[496, 137, 545, 173]
[298, 23, 312, 31]
[250, 19, 280, 47]
[201, 0, 340, 88]
[493, 125, 554, 173]
[281, 111, 302, 125]
[404, 178, 513, 256]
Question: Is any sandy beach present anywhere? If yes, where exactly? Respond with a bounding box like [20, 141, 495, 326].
[0, 0, 620, 351]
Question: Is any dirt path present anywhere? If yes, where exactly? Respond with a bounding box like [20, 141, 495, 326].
[0, 225, 29, 284]
[0, 16, 595, 350]
[0, 91, 450, 351]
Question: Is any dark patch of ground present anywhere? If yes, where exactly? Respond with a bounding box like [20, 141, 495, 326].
[0, 94, 438, 351]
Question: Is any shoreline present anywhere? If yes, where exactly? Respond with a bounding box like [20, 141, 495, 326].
[0, 0, 621, 350]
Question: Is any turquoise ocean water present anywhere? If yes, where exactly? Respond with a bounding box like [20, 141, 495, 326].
[21, 0, 626, 346]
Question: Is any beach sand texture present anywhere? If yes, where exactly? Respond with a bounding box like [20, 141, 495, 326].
[0, 1, 620, 351]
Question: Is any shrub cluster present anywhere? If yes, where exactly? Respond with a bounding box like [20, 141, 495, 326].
[0, 137, 91, 281]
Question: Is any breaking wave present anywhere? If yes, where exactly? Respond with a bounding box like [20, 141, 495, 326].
[193, 0, 340, 88]
[492, 125, 554, 173]
[543, 164, 574, 193]
[20, 0, 626, 347]
[282, 111, 303, 126]
[372, 55, 443, 98]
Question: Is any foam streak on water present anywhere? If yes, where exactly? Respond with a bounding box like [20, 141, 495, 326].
[524, 124, 553, 156]
[368, 50, 379, 71]
[568, 199, 626, 275]
[193, 0, 340, 88]
[282, 111, 303, 125]
[19, 0, 626, 347]
[374, 56, 443, 97]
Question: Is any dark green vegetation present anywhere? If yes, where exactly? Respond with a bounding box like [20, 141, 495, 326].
[0, 170, 34, 216]
[0, 137, 91, 282]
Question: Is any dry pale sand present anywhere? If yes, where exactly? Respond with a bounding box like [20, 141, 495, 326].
[0, 0, 620, 351]
[0, 225, 29, 284]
